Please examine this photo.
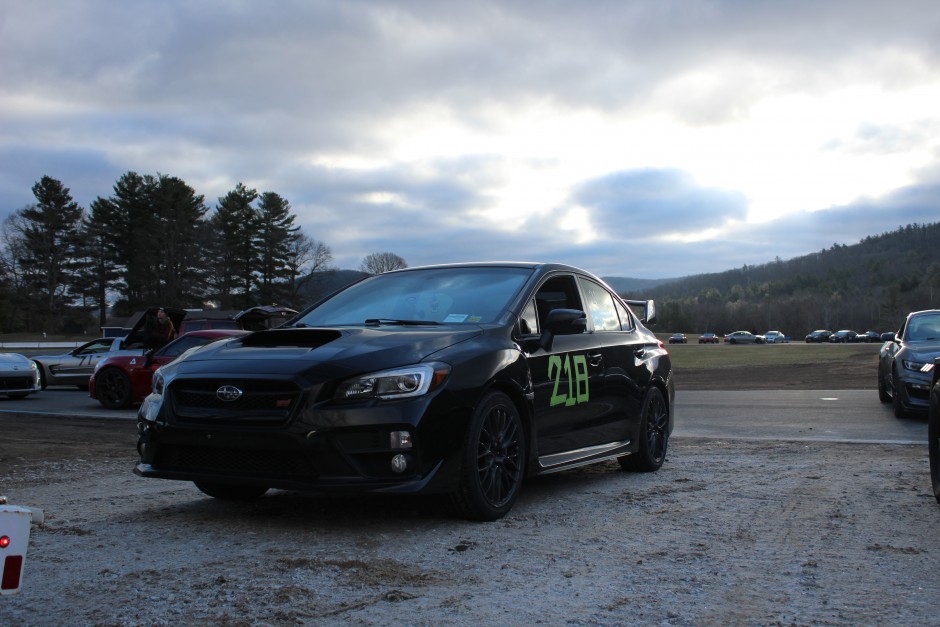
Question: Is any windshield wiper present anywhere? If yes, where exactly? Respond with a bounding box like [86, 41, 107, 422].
[364, 318, 441, 326]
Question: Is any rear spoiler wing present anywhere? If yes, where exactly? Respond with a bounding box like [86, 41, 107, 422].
[624, 299, 656, 325]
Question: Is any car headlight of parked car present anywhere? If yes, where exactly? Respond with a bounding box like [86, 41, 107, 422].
[903, 359, 932, 373]
[334, 362, 450, 401]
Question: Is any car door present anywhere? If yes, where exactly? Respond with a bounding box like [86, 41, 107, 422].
[576, 277, 650, 441]
[58, 339, 120, 381]
[524, 274, 613, 458]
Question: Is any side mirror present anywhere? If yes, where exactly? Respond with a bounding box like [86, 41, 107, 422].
[880, 332, 896, 342]
[539, 308, 587, 351]
[143, 349, 156, 367]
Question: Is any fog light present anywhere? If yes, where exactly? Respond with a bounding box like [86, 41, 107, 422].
[390, 454, 408, 473]
[390, 431, 412, 450]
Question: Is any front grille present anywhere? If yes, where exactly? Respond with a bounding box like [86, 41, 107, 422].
[155, 444, 318, 478]
[168, 378, 302, 426]
[0, 376, 32, 391]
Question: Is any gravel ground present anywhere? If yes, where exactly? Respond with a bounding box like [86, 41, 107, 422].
[2, 408, 939, 625]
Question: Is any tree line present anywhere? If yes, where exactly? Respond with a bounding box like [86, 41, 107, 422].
[0, 174, 406, 334]
[628, 222, 940, 336]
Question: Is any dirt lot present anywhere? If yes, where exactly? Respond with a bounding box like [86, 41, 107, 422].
[2, 359, 939, 625]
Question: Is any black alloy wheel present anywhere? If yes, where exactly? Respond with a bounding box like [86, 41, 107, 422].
[929, 384, 940, 505]
[194, 481, 269, 500]
[619, 386, 669, 472]
[452, 391, 526, 521]
[97, 367, 133, 409]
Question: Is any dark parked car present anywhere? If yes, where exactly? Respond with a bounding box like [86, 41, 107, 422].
[929, 359, 940, 505]
[698, 333, 720, 344]
[805, 330, 832, 343]
[878, 310, 940, 417]
[858, 331, 882, 343]
[89, 329, 248, 409]
[668, 333, 687, 344]
[829, 330, 858, 343]
[135, 262, 674, 521]
[724, 331, 764, 344]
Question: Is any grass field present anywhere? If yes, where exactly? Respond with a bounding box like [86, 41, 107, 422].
[662, 340, 881, 369]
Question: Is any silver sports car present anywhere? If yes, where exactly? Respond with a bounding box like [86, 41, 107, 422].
[0, 352, 40, 398]
[31, 337, 126, 389]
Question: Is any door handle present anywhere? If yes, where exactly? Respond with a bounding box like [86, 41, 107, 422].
[587, 352, 603, 367]
[634, 348, 647, 359]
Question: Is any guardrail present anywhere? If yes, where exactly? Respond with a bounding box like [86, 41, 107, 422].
[0, 342, 83, 350]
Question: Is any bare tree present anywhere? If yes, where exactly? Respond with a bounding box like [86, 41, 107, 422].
[283, 234, 333, 308]
[360, 252, 407, 275]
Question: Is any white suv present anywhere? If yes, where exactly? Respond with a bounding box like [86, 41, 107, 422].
[764, 331, 788, 344]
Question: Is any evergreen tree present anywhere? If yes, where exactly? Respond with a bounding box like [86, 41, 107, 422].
[255, 191, 299, 305]
[149, 174, 210, 306]
[14, 176, 84, 332]
[210, 183, 260, 309]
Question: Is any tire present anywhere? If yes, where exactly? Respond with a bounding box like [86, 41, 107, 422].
[96, 367, 133, 409]
[33, 362, 48, 390]
[194, 482, 269, 500]
[619, 386, 669, 472]
[877, 370, 891, 403]
[451, 391, 526, 521]
[929, 384, 940, 505]
[892, 368, 908, 418]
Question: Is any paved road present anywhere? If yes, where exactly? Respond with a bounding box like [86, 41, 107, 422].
[674, 389, 926, 444]
[3, 386, 927, 445]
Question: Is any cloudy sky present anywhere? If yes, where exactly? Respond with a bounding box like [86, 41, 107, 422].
[3, 1, 939, 279]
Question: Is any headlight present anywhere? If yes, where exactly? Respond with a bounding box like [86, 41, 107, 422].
[334, 362, 450, 401]
[902, 359, 930, 372]
[152, 370, 165, 396]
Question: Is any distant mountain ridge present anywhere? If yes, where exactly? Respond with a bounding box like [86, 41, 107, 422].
[616, 221, 940, 334]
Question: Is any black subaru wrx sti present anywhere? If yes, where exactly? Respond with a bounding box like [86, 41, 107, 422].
[135, 262, 674, 520]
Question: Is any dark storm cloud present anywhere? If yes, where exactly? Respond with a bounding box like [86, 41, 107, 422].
[571, 169, 748, 235]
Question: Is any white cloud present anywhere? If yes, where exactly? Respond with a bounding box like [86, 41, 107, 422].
[3, 0, 940, 279]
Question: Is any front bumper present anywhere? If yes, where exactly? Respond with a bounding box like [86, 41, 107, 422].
[896, 371, 932, 412]
[134, 382, 470, 496]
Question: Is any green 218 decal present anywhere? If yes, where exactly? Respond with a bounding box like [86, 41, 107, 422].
[548, 353, 590, 407]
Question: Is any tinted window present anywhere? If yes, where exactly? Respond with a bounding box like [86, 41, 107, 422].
[519, 298, 539, 335]
[615, 300, 635, 331]
[578, 278, 621, 331]
[297, 267, 534, 326]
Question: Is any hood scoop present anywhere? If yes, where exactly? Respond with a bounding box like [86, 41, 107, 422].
[241, 328, 342, 349]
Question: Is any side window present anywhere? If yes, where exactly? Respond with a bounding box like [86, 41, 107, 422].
[615, 300, 636, 332]
[519, 298, 539, 335]
[578, 278, 621, 332]
[533, 275, 584, 331]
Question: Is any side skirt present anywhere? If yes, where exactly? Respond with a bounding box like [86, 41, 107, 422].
[536, 440, 632, 474]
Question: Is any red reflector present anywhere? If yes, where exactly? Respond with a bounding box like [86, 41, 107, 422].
[0, 536, 9, 549]
[2, 555, 23, 590]
[276, 399, 290, 408]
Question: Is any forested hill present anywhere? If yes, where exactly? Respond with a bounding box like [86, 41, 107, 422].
[619, 222, 940, 335]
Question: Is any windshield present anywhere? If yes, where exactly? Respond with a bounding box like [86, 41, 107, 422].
[906, 313, 940, 341]
[295, 266, 535, 327]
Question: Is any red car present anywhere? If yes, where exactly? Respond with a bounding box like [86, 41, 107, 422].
[698, 333, 720, 344]
[89, 329, 248, 409]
